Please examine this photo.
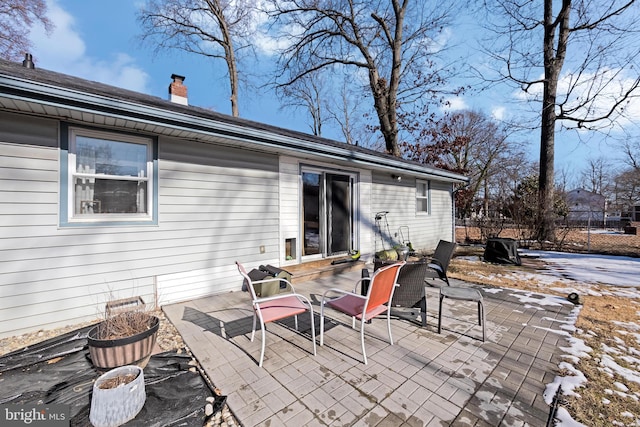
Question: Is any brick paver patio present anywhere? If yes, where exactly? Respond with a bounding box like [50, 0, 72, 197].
[163, 269, 575, 426]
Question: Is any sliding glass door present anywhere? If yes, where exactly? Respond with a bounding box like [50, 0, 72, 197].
[302, 169, 357, 258]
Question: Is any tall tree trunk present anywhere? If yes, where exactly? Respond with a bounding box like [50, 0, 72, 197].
[227, 54, 239, 117]
[219, 15, 239, 117]
[538, 0, 571, 242]
[538, 86, 556, 242]
[370, 75, 399, 156]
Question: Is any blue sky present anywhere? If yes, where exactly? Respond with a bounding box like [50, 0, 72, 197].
[25, 0, 636, 184]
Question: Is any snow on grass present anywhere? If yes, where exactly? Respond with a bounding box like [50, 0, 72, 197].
[526, 250, 640, 288]
[600, 354, 640, 386]
[470, 250, 640, 426]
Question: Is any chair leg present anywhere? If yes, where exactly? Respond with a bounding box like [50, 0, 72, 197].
[479, 300, 486, 342]
[309, 307, 317, 356]
[259, 322, 266, 367]
[294, 314, 299, 330]
[438, 294, 444, 334]
[386, 307, 394, 346]
[251, 312, 257, 342]
[319, 309, 325, 347]
[420, 294, 427, 327]
[359, 317, 368, 365]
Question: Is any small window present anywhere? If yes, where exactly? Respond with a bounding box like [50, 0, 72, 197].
[416, 180, 430, 214]
[61, 125, 157, 225]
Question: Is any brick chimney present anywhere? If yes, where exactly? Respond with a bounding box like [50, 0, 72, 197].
[169, 74, 188, 105]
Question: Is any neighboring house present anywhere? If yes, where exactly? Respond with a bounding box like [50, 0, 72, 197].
[566, 188, 606, 222]
[0, 57, 468, 338]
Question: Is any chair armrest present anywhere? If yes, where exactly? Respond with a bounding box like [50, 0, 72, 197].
[427, 263, 443, 273]
[254, 291, 311, 306]
[321, 287, 365, 302]
[251, 278, 296, 293]
[352, 278, 367, 294]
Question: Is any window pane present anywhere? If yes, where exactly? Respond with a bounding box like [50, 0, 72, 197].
[417, 198, 428, 213]
[76, 136, 148, 177]
[74, 178, 147, 214]
[417, 182, 428, 197]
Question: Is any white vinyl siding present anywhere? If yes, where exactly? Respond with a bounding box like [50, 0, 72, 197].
[155, 139, 280, 305]
[0, 137, 159, 336]
[371, 173, 453, 253]
[358, 170, 374, 257]
[0, 113, 280, 337]
[279, 157, 301, 265]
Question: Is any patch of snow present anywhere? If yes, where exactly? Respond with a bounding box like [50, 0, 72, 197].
[600, 354, 640, 385]
[614, 381, 629, 392]
[554, 406, 588, 427]
[525, 250, 640, 288]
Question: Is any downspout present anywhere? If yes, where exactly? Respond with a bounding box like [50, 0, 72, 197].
[452, 182, 469, 243]
[452, 183, 457, 242]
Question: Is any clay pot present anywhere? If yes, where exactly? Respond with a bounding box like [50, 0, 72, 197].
[87, 315, 159, 369]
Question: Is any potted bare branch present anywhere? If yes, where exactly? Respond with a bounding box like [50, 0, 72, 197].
[87, 310, 159, 369]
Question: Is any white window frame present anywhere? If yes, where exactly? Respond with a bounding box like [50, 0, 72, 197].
[416, 179, 430, 215]
[64, 126, 156, 225]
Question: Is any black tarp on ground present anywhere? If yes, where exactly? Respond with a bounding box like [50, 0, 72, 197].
[0, 325, 225, 426]
[484, 237, 522, 266]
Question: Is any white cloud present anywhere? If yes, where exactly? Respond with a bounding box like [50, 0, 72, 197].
[442, 96, 468, 111]
[29, 0, 86, 66]
[248, 3, 300, 56]
[28, 0, 150, 93]
[425, 27, 453, 54]
[491, 106, 506, 120]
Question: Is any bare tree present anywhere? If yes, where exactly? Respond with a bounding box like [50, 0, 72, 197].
[277, 73, 327, 136]
[612, 168, 640, 216]
[137, 0, 255, 117]
[402, 110, 528, 218]
[266, 0, 460, 157]
[622, 139, 640, 170]
[326, 75, 376, 147]
[481, 0, 640, 241]
[331, 80, 357, 145]
[580, 157, 611, 195]
[0, 0, 52, 61]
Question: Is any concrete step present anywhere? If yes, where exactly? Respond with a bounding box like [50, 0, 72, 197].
[285, 258, 367, 283]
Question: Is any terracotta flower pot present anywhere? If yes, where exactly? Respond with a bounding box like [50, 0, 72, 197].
[87, 315, 159, 369]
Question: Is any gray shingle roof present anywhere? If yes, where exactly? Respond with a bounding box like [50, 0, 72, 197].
[0, 57, 467, 182]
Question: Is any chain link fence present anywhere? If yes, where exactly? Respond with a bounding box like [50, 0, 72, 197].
[456, 217, 640, 257]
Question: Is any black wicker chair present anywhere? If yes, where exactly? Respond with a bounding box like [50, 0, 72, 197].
[424, 240, 456, 287]
[372, 259, 430, 326]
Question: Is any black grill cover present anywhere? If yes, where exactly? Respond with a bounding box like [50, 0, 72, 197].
[484, 238, 522, 266]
